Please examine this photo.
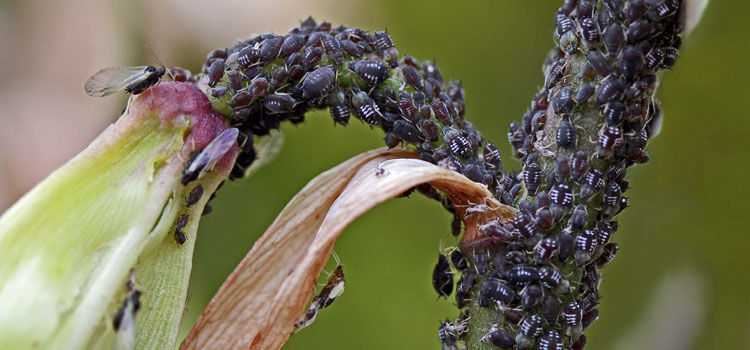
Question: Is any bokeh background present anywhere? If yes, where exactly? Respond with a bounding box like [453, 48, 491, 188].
[0, 1, 748, 348]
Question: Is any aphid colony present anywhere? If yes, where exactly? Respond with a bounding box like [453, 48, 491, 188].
[191, 17, 504, 187]
[431, 0, 684, 349]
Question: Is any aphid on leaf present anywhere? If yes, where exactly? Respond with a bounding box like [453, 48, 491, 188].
[302, 66, 336, 100]
[521, 285, 544, 309]
[85, 66, 166, 97]
[479, 279, 515, 306]
[349, 60, 389, 86]
[556, 116, 577, 149]
[294, 265, 346, 332]
[263, 93, 296, 114]
[481, 324, 515, 348]
[519, 314, 544, 338]
[539, 330, 563, 350]
[186, 184, 203, 207]
[181, 128, 239, 185]
[455, 269, 476, 308]
[432, 254, 454, 298]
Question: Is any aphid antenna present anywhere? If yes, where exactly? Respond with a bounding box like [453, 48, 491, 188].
[145, 43, 175, 81]
[331, 249, 342, 266]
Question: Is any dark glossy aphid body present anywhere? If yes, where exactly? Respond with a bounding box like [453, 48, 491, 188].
[506, 266, 539, 285]
[521, 285, 544, 309]
[569, 204, 588, 230]
[432, 254, 453, 298]
[513, 213, 537, 238]
[598, 125, 623, 157]
[575, 230, 596, 264]
[349, 60, 389, 86]
[523, 162, 543, 195]
[207, 59, 226, 87]
[580, 169, 604, 201]
[579, 17, 600, 47]
[550, 183, 574, 219]
[626, 19, 651, 42]
[553, 86, 575, 115]
[302, 66, 336, 100]
[570, 151, 589, 181]
[588, 50, 611, 77]
[301, 46, 323, 70]
[603, 23, 625, 56]
[258, 35, 284, 64]
[563, 301, 583, 327]
[479, 279, 516, 306]
[597, 242, 619, 267]
[482, 325, 515, 348]
[402, 65, 423, 90]
[539, 330, 563, 350]
[541, 295, 562, 325]
[398, 96, 418, 122]
[174, 213, 189, 245]
[186, 184, 203, 207]
[535, 237, 559, 262]
[432, 99, 453, 126]
[444, 129, 472, 157]
[455, 269, 476, 308]
[576, 83, 595, 105]
[352, 91, 381, 125]
[539, 266, 567, 293]
[263, 93, 296, 114]
[556, 116, 577, 149]
[620, 46, 645, 80]
[329, 105, 350, 125]
[519, 314, 544, 338]
[321, 34, 344, 65]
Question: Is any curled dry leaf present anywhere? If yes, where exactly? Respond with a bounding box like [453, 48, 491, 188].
[182, 148, 515, 349]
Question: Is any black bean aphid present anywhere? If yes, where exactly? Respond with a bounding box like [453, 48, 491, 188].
[570, 151, 589, 182]
[432, 99, 453, 126]
[596, 242, 619, 267]
[349, 60, 389, 86]
[521, 285, 544, 309]
[539, 330, 563, 350]
[263, 93, 296, 114]
[553, 86, 575, 115]
[535, 237, 559, 262]
[302, 66, 336, 100]
[450, 249, 468, 271]
[579, 17, 600, 46]
[581, 169, 604, 201]
[522, 162, 543, 195]
[182, 128, 239, 185]
[85, 66, 166, 97]
[626, 19, 651, 42]
[207, 59, 225, 87]
[259, 35, 284, 64]
[479, 279, 516, 306]
[588, 50, 611, 77]
[402, 65, 423, 90]
[597, 124, 623, 157]
[550, 183, 574, 219]
[506, 266, 539, 285]
[569, 204, 588, 230]
[328, 104, 350, 126]
[621, 46, 645, 80]
[597, 77, 627, 105]
[432, 254, 453, 298]
[481, 325, 515, 349]
[576, 83, 595, 105]
[321, 34, 344, 65]
[603, 23, 625, 56]
[398, 96, 418, 122]
[556, 116, 577, 149]
[519, 314, 544, 338]
[575, 230, 596, 264]
[294, 265, 346, 332]
[539, 266, 566, 291]
[174, 213, 189, 245]
[186, 184, 203, 207]
[541, 295, 562, 325]
[563, 301, 583, 326]
[455, 269, 476, 308]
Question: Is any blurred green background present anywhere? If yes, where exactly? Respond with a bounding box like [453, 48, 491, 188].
[1, 1, 748, 349]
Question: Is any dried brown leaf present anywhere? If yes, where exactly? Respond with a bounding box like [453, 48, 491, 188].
[181, 148, 514, 349]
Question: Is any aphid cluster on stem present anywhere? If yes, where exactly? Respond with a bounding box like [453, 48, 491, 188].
[432, 1, 686, 348]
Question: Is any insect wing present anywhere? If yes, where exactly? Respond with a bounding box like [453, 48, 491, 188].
[184, 128, 239, 183]
[84, 66, 150, 97]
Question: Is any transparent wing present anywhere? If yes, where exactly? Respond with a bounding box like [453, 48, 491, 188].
[237, 130, 284, 181]
[84, 66, 149, 97]
[185, 128, 239, 181]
